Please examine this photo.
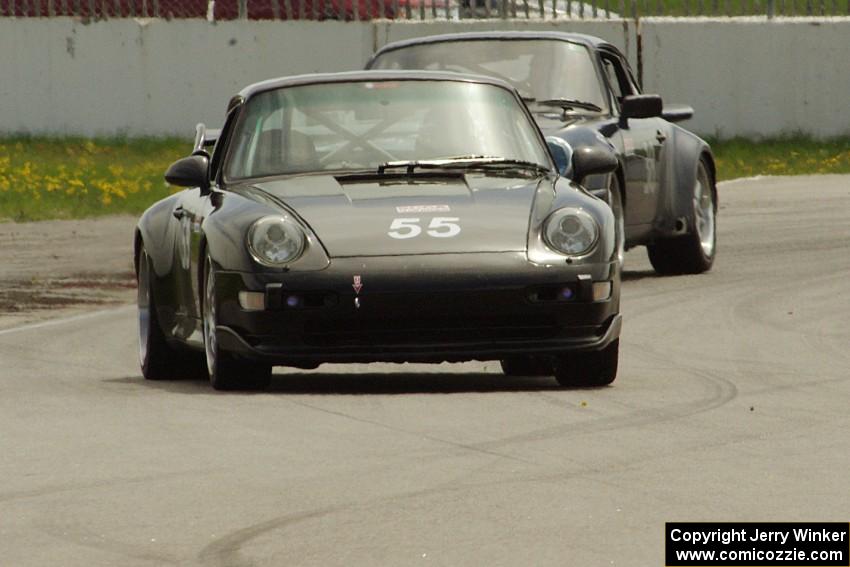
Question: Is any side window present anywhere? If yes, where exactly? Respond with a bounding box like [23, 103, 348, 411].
[625, 66, 642, 94]
[600, 53, 634, 112]
[209, 108, 240, 184]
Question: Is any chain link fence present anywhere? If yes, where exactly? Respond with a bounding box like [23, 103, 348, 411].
[0, 0, 847, 18]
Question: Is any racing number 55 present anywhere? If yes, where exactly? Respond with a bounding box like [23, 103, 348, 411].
[388, 217, 461, 239]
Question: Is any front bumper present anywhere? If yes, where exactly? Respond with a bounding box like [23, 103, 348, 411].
[213, 252, 621, 365]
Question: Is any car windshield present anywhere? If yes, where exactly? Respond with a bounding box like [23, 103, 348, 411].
[224, 79, 551, 180]
[370, 39, 608, 113]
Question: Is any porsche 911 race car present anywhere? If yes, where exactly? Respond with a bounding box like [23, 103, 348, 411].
[369, 32, 718, 274]
[135, 71, 622, 390]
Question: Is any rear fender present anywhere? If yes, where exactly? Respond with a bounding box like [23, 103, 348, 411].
[656, 126, 715, 236]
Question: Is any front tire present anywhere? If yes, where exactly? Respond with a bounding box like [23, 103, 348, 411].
[202, 254, 271, 391]
[554, 340, 619, 387]
[137, 244, 204, 380]
[648, 157, 716, 275]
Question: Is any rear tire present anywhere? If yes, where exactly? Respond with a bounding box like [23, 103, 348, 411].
[500, 356, 553, 377]
[202, 254, 271, 391]
[137, 244, 204, 380]
[648, 157, 716, 275]
[554, 340, 619, 387]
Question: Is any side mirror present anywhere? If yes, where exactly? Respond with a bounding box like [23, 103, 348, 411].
[661, 104, 694, 123]
[165, 155, 210, 192]
[571, 146, 618, 184]
[545, 137, 574, 177]
[621, 94, 663, 121]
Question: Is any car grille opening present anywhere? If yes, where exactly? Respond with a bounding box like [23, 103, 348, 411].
[302, 316, 559, 347]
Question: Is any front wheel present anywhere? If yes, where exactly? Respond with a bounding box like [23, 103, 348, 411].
[554, 340, 619, 387]
[648, 157, 716, 275]
[202, 254, 271, 391]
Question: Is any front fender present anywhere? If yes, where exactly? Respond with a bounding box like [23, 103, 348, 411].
[527, 178, 617, 268]
[200, 190, 330, 273]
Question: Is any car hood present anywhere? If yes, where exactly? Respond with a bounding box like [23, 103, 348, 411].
[246, 173, 545, 257]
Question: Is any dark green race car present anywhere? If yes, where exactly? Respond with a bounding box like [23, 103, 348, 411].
[135, 71, 621, 390]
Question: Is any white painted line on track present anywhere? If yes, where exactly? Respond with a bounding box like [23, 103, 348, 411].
[718, 175, 770, 187]
[0, 304, 135, 337]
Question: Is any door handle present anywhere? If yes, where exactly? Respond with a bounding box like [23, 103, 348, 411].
[655, 130, 667, 144]
[172, 206, 186, 220]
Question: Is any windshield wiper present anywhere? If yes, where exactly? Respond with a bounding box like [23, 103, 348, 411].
[534, 98, 603, 113]
[377, 156, 551, 176]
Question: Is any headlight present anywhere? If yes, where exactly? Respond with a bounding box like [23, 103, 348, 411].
[543, 208, 599, 257]
[247, 216, 305, 267]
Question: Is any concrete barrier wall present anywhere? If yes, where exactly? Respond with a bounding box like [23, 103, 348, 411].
[640, 18, 850, 139]
[1, 17, 849, 138]
[0, 18, 376, 137]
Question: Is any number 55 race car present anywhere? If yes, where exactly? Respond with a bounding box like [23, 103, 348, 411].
[135, 71, 622, 390]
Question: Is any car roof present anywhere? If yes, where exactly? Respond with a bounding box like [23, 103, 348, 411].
[370, 31, 617, 62]
[236, 70, 521, 101]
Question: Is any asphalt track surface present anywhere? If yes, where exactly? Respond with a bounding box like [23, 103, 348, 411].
[1, 175, 849, 566]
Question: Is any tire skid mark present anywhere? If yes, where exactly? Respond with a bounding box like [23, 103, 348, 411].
[0, 468, 219, 504]
[198, 507, 343, 567]
[197, 466, 591, 567]
[285, 398, 537, 466]
[198, 416, 765, 567]
[730, 269, 850, 333]
[726, 268, 850, 376]
[472, 368, 737, 452]
[40, 524, 180, 566]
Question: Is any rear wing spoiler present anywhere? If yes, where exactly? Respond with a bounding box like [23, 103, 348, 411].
[193, 123, 221, 153]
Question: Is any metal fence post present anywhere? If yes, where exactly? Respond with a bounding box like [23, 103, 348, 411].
[766, 0, 774, 16]
[238, 0, 247, 18]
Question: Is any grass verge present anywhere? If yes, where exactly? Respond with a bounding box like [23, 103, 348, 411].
[709, 136, 850, 181]
[2, 136, 850, 222]
[0, 137, 188, 222]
